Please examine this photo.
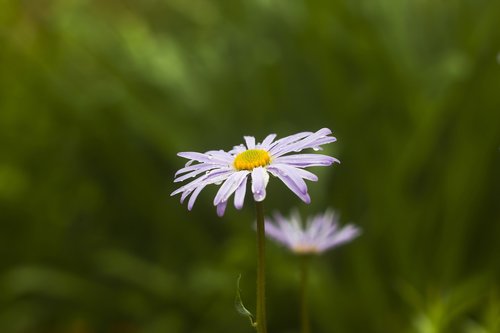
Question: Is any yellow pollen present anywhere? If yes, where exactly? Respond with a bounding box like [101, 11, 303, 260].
[233, 149, 271, 171]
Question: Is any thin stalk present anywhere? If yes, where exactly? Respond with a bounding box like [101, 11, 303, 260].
[255, 201, 268, 333]
[300, 255, 311, 333]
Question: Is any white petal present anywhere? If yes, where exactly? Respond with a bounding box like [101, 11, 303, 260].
[234, 175, 248, 209]
[244, 136, 256, 149]
[260, 134, 277, 149]
[251, 167, 269, 202]
[213, 171, 249, 205]
[187, 184, 207, 210]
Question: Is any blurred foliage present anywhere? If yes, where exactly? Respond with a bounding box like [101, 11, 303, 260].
[1, 0, 500, 332]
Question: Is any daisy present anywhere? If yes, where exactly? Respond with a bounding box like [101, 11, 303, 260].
[171, 128, 339, 216]
[264, 209, 361, 254]
[264, 210, 360, 333]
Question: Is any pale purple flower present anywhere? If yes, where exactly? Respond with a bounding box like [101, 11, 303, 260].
[171, 128, 339, 216]
[264, 209, 361, 254]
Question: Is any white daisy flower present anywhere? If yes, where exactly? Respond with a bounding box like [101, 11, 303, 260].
[265, 209, 361, 254]
[171, 128, 339, 216]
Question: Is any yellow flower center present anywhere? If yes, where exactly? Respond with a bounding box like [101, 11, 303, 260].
[233, 149, 271, 171]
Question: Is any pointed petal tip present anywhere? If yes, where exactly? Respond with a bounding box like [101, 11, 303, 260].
[316, 128, 333, 136]
[170, 187, 184, 197]
[325, 157, 341, 165]
[216, 201, 228, 217]
[302, 193, 311, 204]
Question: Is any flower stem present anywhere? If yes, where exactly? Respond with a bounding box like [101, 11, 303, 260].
[300, 256, 311, 333]
[255, 201, 268, 333]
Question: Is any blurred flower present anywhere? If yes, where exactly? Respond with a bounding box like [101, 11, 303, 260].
[264, 209, 361, 254]
[171, 128, 338, 216]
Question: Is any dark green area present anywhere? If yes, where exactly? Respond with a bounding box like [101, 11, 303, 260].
[1, 0, 500, 332]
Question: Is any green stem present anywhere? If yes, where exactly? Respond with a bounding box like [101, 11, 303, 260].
[255, 201, 268, 333]
[300, 256, 311, 333]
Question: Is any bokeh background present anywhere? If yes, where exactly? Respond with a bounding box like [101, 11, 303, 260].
[1, 0, 500, 332]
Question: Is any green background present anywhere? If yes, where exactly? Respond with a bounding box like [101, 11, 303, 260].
[1, 0, 499, 332]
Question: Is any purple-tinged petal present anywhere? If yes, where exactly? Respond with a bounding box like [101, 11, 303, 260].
[216, 200, 228, 217]
[174, 164, 220, 183]
[172, 169, 233, 209]
[171, 181, 196, 197]
[285, 215, 304, 245]
[264, 220, 290, 246]
[268, 165, 310, 203]
[175, 163, 213, 177]
[244, 136, 256, 149]
[268, 132, 312, 154]
[180, 188, 193, 204]
[234, 175, 248, 209]
[178, 152, 230, 165]
[171, 168, 233, 197]
[213, 171, 249, 205]
[251, 167, 269, 202]
[273, 154, 339, 167]
[187, 184, 208, 210]
[260, 134, 277, 150]
[177, 152, 213, 163]
[205, 150, 233, 160]
[305, 135, 337, 148]
[318, 225, 361, 252]
[270, 128, 336, 157]
[307, 211, 337, 235]
[268, 167, 311, 204]
[293, 168, 318, 182]
[276, 211, 303, 248]
[178, 170, 234, 205]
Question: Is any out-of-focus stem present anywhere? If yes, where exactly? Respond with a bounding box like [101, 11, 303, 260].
[255, 201, 268, 333]
[300, 255, 311, 333]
